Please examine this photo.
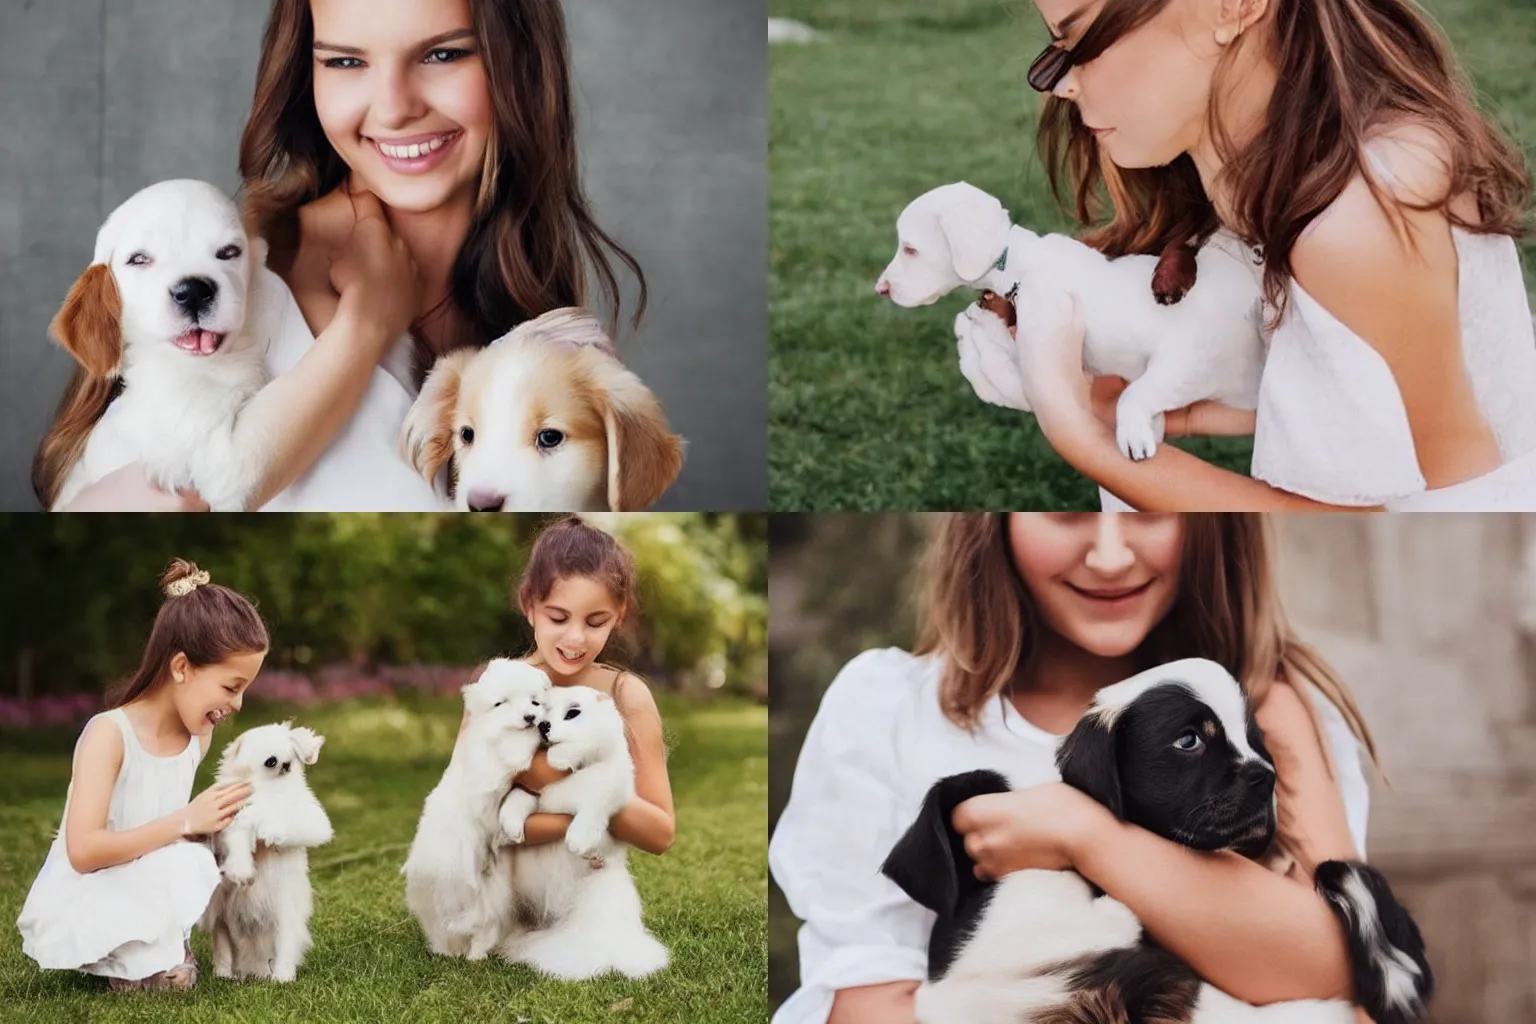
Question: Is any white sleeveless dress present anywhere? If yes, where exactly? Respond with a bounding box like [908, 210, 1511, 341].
[15, 709, 221, 980]
[1249, 151, 1536, 509]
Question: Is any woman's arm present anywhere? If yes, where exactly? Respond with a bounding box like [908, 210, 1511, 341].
[1090, 377, 1257, 438]
[243, 190, 418, 507]
[829, 980, 920, 1024]
[607, 675, 676, 855]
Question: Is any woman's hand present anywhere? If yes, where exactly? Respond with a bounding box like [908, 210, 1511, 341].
[57, 462, 209, 512]
[513, 748, 571, 795]
[181, 782, 252, 837]
[952, 782, 1110, 880]
[328, 188, 419, 351]
[1007, 285, 1104, 456]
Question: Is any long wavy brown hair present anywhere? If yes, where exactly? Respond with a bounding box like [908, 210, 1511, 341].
[1039, 0, 1530, 321]
[915, 514, 1377, 766]
[240, 0, 646, 380]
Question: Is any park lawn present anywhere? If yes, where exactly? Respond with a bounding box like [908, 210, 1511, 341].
[768, 0, 1536, 510]
[0, 693, 767, 1024]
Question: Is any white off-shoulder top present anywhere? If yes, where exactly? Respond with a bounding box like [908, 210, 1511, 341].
[768, 648, 1370, 1024]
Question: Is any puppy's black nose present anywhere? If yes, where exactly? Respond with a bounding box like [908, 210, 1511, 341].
[1240, 761, 1273, 792]
[538, 720, 551, 737]
[466, 491, 505, 512]
[523, 714, 537, 726]
[170, 277, 217, 312]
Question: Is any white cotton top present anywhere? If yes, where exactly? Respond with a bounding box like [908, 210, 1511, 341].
[16, 709, 222, 979]
[767, 647, 1371, 1024]
[254, 266, 449, 511]
[1249, 146, 1536, 509]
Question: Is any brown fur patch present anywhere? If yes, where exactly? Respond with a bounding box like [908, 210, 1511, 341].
[1202, 719, 1217, 738]
[1151, 241, 1198, 305]
[977, 288, 1017, 327]
[49, 263, 123, 378]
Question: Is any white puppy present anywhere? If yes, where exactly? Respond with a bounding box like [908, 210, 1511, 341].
[496, 686, 669, 979]
[402, 659, 549, 960]
[876, 181, 1266, 460]
[46, 179, 275, 510]
[200, 722, 333, 983]
[400, 308, 685, 511]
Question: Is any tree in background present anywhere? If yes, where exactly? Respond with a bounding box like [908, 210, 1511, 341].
[0, 514, 766, 701]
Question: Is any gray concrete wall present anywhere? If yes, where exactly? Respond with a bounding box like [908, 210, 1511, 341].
[0, 0, 766, 510]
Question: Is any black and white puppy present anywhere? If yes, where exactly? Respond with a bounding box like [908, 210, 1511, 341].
[882, 658, 1433, 1024]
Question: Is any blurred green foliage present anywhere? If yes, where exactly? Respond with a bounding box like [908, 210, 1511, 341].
[0, 514, 767, 699]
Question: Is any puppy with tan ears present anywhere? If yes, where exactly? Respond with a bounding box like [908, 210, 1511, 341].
[400, 309, 684, 512]
[36, 179, 277, 511]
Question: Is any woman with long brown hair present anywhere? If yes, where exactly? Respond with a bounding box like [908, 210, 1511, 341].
[40, 0, 643, 510]
[771, 513, 1381, 1022]
[973, 0, 1536, 510]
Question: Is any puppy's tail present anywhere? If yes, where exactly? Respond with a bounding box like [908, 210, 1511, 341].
[1314, 860, 1433, 1024]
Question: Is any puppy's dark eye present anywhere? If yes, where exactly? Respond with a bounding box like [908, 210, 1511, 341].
[900, 244, 917, 256]
[530, 699, 540, 706]
[264, 756, 278, 768]
[493, 699, 505, 708]
[563, 707, 581, 720]
[1173, 730, 1204, 752]
[126, 252, 152, 267]
[216, 244, 243, 260]
[536, 428, 565, 450]
[459, 425, 475, 445]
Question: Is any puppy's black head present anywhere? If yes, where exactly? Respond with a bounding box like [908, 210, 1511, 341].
[1057, 661, 1276, 857]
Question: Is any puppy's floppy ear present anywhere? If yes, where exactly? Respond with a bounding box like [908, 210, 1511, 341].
[586, 354, 685, 511]
[933, 182, 1011, 283]
[1056, 709, 1124, 819]
[288, 726, 325, 765]
[401, 347, 476, 487]
[461, 677, 498, 717]
[881, 769, 1010, 917]
[49, 264, 124, 378]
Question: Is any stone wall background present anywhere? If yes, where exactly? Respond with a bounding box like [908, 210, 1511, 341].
[769, 513, 1536, 1023]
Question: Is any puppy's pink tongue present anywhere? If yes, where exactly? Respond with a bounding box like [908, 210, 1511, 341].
[173, 330, 221, 355]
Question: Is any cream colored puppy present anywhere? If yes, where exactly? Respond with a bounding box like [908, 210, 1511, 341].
[400, 309, 684, 511]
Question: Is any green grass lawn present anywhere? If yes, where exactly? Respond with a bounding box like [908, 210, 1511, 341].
[768, 0, 1536, 510]
[0, 693, 767, 1023]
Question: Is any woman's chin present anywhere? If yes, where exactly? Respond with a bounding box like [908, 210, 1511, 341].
[353, 169, 480, 216]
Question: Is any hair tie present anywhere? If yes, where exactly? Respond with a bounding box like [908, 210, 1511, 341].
[165, 570, 211, 598]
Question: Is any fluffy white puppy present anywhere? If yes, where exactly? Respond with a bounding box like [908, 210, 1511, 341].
[46, 179, 275, 510]
[496, 686, 669, 979]
[400, 308, 685, 512]
[876, 181, 1266, 460]
[200, 722, 333, 983]
[402, 659, 549, 960]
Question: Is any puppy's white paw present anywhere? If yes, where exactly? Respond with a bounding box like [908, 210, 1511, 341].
[272, 966, 297, 983]
[545, 745, 579, 772]
[565, 820, 607, 858]
[1115, 412, 1164, 461]
[223, 858, 256, 885]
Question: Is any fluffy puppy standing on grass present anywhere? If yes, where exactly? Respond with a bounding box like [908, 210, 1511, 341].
[200, 722, 333, 983]
[496, 685, 669, 980]
[402, 660, 550, 960]
[400, 309, 685, 511]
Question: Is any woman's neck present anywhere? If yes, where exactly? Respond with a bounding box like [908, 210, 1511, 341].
[362, 181, 478, 353]
[1008, 629, 1138, 735]
[1187, 52, 1280, 226]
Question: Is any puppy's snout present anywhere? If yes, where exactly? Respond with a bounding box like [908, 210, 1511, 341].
[466, 490, 505, 512]
[171, 276, 217, 313]
[538, 720, 551, 737]
[875, 278, 891, 297]
[1240, 761, 1274, 794]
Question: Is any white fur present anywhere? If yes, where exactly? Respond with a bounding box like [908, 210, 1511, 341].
[876, 181, 1266, 460]
[400, 308, 684, 512]
[200, 722, 333, 983]
[496, 686, 669, 979]
[53, 179, 274, 510]
[401, 660, 549, 960]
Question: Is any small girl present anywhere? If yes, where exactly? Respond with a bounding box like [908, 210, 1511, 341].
[771, 513, 1378, 1023]
[17, 559, 268, 991]
[455, 515, 676, 858]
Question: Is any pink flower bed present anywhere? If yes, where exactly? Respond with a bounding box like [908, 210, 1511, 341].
[0, 664, 483, 727]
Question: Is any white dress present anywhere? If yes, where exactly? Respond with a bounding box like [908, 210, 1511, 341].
[1249, 148, 1536, 510]
[16, 709, 221, 980]
[767, 648, 1371, 1024]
